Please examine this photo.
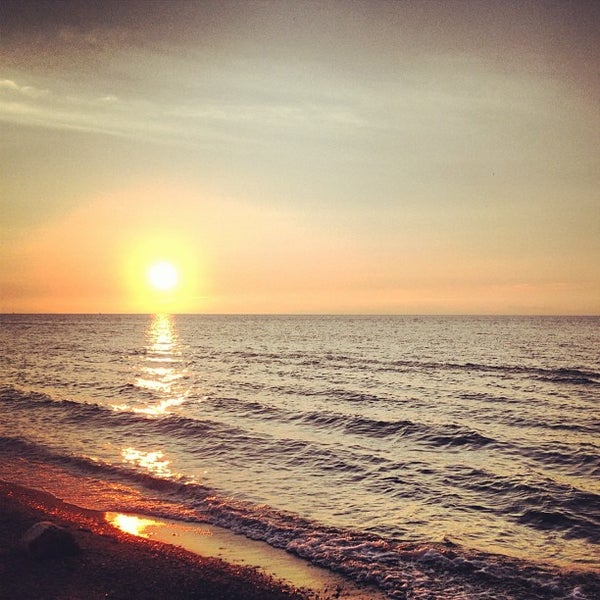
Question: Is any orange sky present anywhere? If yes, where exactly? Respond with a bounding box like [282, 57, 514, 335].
[1, 1, 599, 314]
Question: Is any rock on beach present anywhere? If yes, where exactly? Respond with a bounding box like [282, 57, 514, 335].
[20, 521, 80, 559]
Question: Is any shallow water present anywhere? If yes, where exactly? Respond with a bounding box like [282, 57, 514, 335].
[1, 314, 598, 596]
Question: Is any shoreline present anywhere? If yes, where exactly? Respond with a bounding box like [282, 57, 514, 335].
[2, 479, 600, 599]
[103, 511, 385, 599]
[0, 480, 353, 600]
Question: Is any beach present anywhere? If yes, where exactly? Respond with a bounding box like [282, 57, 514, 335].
[0, 480, 328, 600]
[0, 480, 315, 600]
[1, 479, 390, 600]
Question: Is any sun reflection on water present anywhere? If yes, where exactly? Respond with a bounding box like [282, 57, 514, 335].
[112, 313, 189, 416]
[121, 447, 174, 478]
[149, 313, 176, 352]
[106, 512, 162, 538]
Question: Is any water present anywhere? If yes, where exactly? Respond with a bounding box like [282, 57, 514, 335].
[1, 314, 598, 597]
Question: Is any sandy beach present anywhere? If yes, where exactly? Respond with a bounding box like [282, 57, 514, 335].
[0, 480, 324, 600]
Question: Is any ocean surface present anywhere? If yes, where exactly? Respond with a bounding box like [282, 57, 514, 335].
[1, 314, 598, 597]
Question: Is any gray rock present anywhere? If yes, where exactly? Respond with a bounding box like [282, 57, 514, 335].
[21, 521, 80, 559]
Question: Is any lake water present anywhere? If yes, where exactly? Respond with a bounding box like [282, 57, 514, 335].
[1, 314, 598, 597]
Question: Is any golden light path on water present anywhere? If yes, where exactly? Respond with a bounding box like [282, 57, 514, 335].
[112, 313, 187, 416]
[121, 447, 174, 478]
[111, 313, 189, 481]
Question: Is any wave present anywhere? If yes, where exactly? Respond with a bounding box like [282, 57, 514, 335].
[199, 346, 600, 388]
[3, 384, 599, 556]
[501, 413, 600, 435]
[525, 443, 600, 478]
[387, 360, 600, 386]
[0, 433, 597, 599]
[449, 466, 600, 544]
[0, 435, 196, 494]
[1, 386, 482, 449]
[3, 431, 597, 548]
[517, 505, 600, 544]
[200, 393, 499, 449]
[5, 385, 596, 477]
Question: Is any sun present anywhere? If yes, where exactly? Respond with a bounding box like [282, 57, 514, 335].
[124, 233, 205, 312]
[147, 261, 179, 292]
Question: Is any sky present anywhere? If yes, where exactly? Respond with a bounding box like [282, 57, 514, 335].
[1, 0, 598, 314]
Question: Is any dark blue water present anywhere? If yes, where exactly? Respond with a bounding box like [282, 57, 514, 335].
[0, 314, 598, 597]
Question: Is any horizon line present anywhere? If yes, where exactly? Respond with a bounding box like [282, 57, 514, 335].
[1, 312, 598, 318]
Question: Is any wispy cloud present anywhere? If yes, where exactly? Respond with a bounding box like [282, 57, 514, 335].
[0, 78, 49, 99]
[0, 74, 367, 147]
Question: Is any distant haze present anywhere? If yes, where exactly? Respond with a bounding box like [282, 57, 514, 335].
[1, 0, 598, 314]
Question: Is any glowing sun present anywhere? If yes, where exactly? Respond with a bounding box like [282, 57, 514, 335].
[147, 261, 179, 292]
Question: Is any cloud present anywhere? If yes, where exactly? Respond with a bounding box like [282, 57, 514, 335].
[0, 79, 18, 91]
[97, 94, 119, 104]
[0, 77, 145, 138]
[0, 71, 367, 149]
[0, 78, 49, 98]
